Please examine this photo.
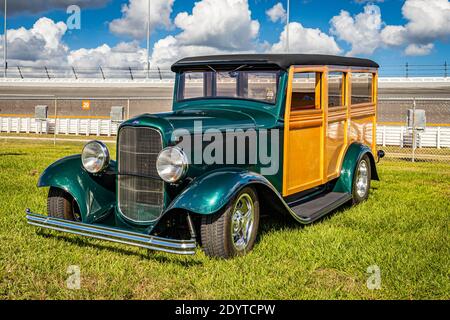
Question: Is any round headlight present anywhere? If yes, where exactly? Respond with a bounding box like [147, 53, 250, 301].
[81, 141, 110, 174]
[156, 147, 188, 183]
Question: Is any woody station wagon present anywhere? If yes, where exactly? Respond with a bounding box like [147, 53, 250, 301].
[27, 54, 384, 259]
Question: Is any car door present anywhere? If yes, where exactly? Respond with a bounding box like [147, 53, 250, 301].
[282, 67, 326, 196]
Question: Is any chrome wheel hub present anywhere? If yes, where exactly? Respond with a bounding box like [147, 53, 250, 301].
[356, 160, 369, 198]
[231, 194, 255, 251]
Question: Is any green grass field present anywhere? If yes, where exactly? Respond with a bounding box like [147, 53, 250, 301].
[0, 140, 449, 300]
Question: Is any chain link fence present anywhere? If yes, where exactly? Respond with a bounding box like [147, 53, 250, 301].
[377, 98, 450, 162]
[0, 93, 449, 163]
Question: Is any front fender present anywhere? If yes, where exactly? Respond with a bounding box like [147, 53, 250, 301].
[165, 169, 275, 215]
[333, 143, 379, 194]
[38, 155, 116, 223]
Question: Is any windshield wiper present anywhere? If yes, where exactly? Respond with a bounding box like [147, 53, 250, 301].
[206, 65, 217, 73]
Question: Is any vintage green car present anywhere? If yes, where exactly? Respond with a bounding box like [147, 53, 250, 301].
[27, 54, 384, 258]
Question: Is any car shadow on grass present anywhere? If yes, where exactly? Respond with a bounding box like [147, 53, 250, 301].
[36, 229, 203, 267]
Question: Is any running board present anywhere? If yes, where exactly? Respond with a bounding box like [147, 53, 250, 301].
[25, 209, 197, 255]
[288, 192, 352, 224]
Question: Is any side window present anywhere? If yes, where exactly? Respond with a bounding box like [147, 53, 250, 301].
[351, 72, 373, 105]
[328, 72, 344, 108]
[246, 72, 278, 103]
[181, 72, 205, 100]
[291, 72, 320, 111]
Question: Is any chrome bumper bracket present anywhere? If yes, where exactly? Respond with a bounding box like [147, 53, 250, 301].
[26, 209, 197, 255]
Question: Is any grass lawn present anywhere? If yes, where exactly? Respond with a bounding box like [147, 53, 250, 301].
[0, 140, 449, 300]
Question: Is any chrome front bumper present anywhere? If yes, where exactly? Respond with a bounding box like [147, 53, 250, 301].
[26, 209, 197, 255]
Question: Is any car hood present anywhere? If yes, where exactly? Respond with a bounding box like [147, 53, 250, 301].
[121, 106, 279, 142]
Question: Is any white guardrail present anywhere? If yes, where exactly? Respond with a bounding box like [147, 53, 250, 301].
[0, 117, 449, 149]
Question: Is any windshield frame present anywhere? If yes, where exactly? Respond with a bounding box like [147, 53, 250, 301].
[176, 69, 282, 106]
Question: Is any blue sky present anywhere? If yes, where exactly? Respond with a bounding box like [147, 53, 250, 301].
[1, 0, 449, 75]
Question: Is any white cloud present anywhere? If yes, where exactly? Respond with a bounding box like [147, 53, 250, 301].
[380, 25, 407, 47]
[266, 3, 287, 23]
[8, 0, 110, 15]
[271, 22, 341, 55]
[150, 36, 224, 69]
[174, 0, 260, 51]
[68, 41, 147, 68]
[0, 17, 68, 66]
[150, 0, 260, 68]
[331, 1, 450, 57]
[404, 43, 434, 56]
[0, 17, 147, 69]
[109, 0, 174, 39]
[394, 0, 450, 46]
[330, 4, 383, 56]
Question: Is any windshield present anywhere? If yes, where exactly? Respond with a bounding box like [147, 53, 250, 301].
[177, 70, 281, 104]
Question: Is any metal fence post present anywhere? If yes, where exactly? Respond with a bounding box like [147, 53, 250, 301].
[405, 62, 409, 78]
[72, 67, 78, 80]
[17, 66, 23, 79]
[44, 66, 51, 80]
[158, 67, 162, 80]
[100, 66, 106, 80]
[54, 98, 58, 145]
[128, 67, 134, 81]
[400, 128, 404, 148]
[127, 98, 130, 119]
[437, 127, 441, 149]
[412, 98, 416, 162]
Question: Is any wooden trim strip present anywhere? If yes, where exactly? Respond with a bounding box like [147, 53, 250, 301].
[290, 119, 323, 130]
[282, 66, 295, 196]
[328, 114, 347, 123]
[350, 102, 375, 110]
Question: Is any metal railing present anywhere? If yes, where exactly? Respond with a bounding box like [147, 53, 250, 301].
[0, 63, 448, 80]
[381, 62, 449, 78]
[0, 66, 175, 80]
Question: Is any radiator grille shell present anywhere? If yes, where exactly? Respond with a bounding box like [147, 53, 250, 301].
[118, 126, 164, 223]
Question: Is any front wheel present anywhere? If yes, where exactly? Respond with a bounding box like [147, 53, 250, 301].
[47, 187, 81, 221]
[200, 187, 260, 259]
[352, 155, 372, 204]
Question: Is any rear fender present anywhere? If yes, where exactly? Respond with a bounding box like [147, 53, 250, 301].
[333, 143, 379, 194]
[37, 155, 116, 223]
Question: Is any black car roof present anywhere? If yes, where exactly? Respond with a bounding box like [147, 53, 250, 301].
[171, 54, 379, 72]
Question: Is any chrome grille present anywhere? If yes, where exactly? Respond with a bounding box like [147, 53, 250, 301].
[118, 127, 164, 223]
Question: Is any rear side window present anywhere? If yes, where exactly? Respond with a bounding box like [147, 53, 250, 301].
[351, 73, 373, 105]
[291, 72, 320, 111]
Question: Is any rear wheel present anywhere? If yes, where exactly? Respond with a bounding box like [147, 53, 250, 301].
[47, 187, 80, 221]
[352, 155, 371, 204]
[200, 187, 260, 259]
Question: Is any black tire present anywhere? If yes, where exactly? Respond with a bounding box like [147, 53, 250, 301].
[352, 154, 372, 204]
[201, 187, 260, 259]
[47, 187, 79, 221]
